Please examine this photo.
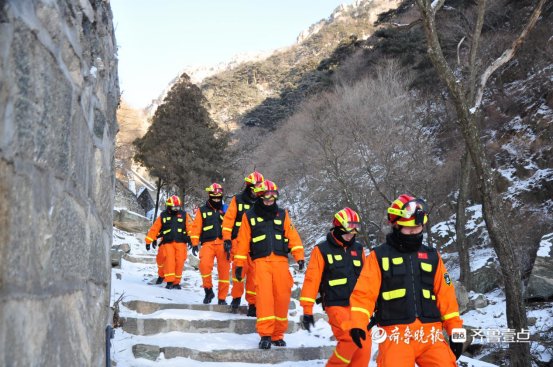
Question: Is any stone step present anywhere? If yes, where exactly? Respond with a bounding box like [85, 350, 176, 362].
[121, 316, 299, 336]
[122, 253, 157, 264]
[132, 343, 334, 363]
[124, 300, 248, 315]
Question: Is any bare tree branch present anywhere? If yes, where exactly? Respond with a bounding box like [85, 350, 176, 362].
[468, 0, 487, 103]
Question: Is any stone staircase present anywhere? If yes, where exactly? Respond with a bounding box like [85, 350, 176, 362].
[112, 252, 334, 365]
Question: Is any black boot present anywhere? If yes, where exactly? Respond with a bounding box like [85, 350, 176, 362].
[203, 288, 215, 304]
[155, 276, 164, 284]
[272, 339, 286, 347]
[173, 283, 182, 289]
[165, 283, 174, 290]
[247, 304, 257, 317]
[259, 336, 271, 349]
[230, 297, 241, 313]
[218, 299, 227, 305]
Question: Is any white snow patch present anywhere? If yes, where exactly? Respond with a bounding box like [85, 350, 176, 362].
[537, 233, 553, 257]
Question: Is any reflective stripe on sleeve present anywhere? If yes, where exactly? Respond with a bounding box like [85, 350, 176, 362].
[351, 306, 371, 317]
[299, 297, 316, 303]
[442, 311, 460, 321]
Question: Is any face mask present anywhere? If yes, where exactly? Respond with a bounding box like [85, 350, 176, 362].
[392, 227, 423, 252]
[333, 227, 356, 247]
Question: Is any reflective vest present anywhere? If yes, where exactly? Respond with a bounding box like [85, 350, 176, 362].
[231, 193, 256, 239]
[318, 235, 364, 307]
[373, 242, 441, 326]
[159, 210, 188, 244]
[246, 208, 289, 260]
[199, 205, 224, 242]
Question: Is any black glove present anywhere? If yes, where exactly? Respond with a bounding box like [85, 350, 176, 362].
[192, 245, 199, 257]
[152, 241, 157, 249]
[145, 243, 151, 251]
[235, 266, 243, 282]
[302, 314, 315, 332]
[449, 338, 463, 360]
[297, 260, 305, 271]
[350, 328, 366, 349]
[224, 240, 232, 260]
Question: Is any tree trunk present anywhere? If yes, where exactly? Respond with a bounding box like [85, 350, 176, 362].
[415, 1, 536, 364]
[153, 177, 163, 223]
[455, 151, 472, 290]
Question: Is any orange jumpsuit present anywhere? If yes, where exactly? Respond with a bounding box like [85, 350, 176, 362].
[300, 238, 371, 367]
[235, 209, 304, 341]
[145, 211, 192, 285]
[222, 195, 256, 305]
[349, 248, 462, 367]
[190, 205, 230, 301]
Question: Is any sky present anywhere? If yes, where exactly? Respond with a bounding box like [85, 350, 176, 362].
[110, 0, 357, 109]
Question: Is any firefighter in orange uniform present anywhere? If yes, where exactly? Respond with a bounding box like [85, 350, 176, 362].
[349, 194, 464, 366]
[234, 180, 305, 349]
[145, 195, 192, 289]
[300, 208, 371, 366]
[190, 183, 231, 304]
[222, 171, 264, 316]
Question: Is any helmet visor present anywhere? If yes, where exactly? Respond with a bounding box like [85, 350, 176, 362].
[388, 199, 428, 225]
[343, 221, 360, 234]
[261, 190, 279, 200]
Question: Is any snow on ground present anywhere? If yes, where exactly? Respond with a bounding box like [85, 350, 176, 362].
[111, 228, 505, 366]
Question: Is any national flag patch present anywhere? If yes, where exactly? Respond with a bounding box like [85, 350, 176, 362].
[177, 214, 182, 218]
[351, 251, 357, 256]
[418, 252, 428, 259]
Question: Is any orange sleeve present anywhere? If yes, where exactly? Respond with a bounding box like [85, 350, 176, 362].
[299, 246, 325, 315]
[234, 212, 251, 267]
[222, 196, 238, 241]
[349, 251, 382, 329]
[434, 253, 463, 334]
[284, 210, 304, 262]
[145, 216, 162, 244]
[189, 208, 203, 246]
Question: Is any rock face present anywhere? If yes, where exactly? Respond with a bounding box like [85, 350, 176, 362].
[0, 1, 119, 366]
[113, 208, 151, 233]
[526, 233, 553, 301]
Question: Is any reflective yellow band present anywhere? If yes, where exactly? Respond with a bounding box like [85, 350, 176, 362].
[353, 260, 361, 267]
[329, 278, 347, 286]
[177, 228, 182, 232]
[351, 306, 371, 317]
[177, 218, 183, 222]
[422, 289, 431, 299]
[164, 273, 175, 277]
[238, 204, 243, 211]
[276, 316, 287, 321]
[327, 254, 334, 264]
[244, 204, 250, 209]
[275, 234, 282, 240]
[157, 265, 164, 268]
[442, 311, 460, 321]
[201, 273, 211, 278]
[392, 257, 403, 265]
[252, 234, 266, 243]
[250, 218, 256, 226]
[290, 246, 303, 252]
[334, 349, 351, 364]
[300, 297, 316, 303]
[190, 236, 200, 239]
[163, 229, 171, 234]
[257, 316, 276, 322]
[432, 295, 436, 300]
[246, 290, 257, 295]
[202, 212, 207, 219]
[421, 262, 432, 272]
[218, 279, 230, 283]
[382, 288, 406, 300]
[334, 254, 342, 261]
[203, 225, 214, 231]
[274, 219, 282, 225]
[257, 217, 264, 222]
[146, 236, 154, 242]
[223, 227, 232, 232]
[235, 221, 242, 227]
[235, 255, 247, 259]
[232, 278, 244, 282]
[382, 257, 389, 271]
[175, 275, 182, 278]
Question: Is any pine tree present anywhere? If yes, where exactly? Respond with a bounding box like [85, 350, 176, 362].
[134, 73, 229, 196]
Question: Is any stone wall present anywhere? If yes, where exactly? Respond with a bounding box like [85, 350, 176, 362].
[0, 1, 119, 366]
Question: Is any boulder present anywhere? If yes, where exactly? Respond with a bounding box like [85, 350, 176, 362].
[112, 243, 131, 253]
[111, 250, 122, 268]
[113, 208, 151, 233]
[188, 254, 200, 270]
[454, 280, 470, 314]
[471, 263, 502, 294]
[525, 233, 553, 301]
[468, 293, 488, 310]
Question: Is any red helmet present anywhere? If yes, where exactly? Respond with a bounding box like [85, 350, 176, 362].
[253, 180, 278, 199]
[166, 195, 182, 208]
[387, 194, 428, 227]
[205, 183, 223, 197]
[244, 171, 264, 186]
[333, 207, 361, 233]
